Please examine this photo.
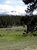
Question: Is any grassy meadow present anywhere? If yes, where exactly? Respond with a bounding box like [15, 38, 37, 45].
[0, 26, 37, 50]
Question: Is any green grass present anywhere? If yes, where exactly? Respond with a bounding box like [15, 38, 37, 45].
[0, 28, 37, 42]
[0, 27, 37, 50]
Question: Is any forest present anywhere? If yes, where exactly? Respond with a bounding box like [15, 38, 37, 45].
[0, 15, 37, 33]
[0, 15, 22, 28]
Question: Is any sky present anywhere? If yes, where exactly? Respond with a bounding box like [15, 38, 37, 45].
[0, 0, 37, 15]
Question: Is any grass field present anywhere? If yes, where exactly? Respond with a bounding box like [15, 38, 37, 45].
[0, 26, 37, 50]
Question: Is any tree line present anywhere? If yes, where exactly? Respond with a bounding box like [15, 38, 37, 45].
[0, 15, 23, 28]
[0, 15, 37, 33]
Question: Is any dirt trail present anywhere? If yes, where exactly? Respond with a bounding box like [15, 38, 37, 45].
[0, 41, 37, 50]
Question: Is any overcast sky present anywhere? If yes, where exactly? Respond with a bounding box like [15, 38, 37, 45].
[0, 0, 37, 15]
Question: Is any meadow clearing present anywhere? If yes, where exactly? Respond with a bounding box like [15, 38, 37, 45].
[0, 26, 37, 50]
